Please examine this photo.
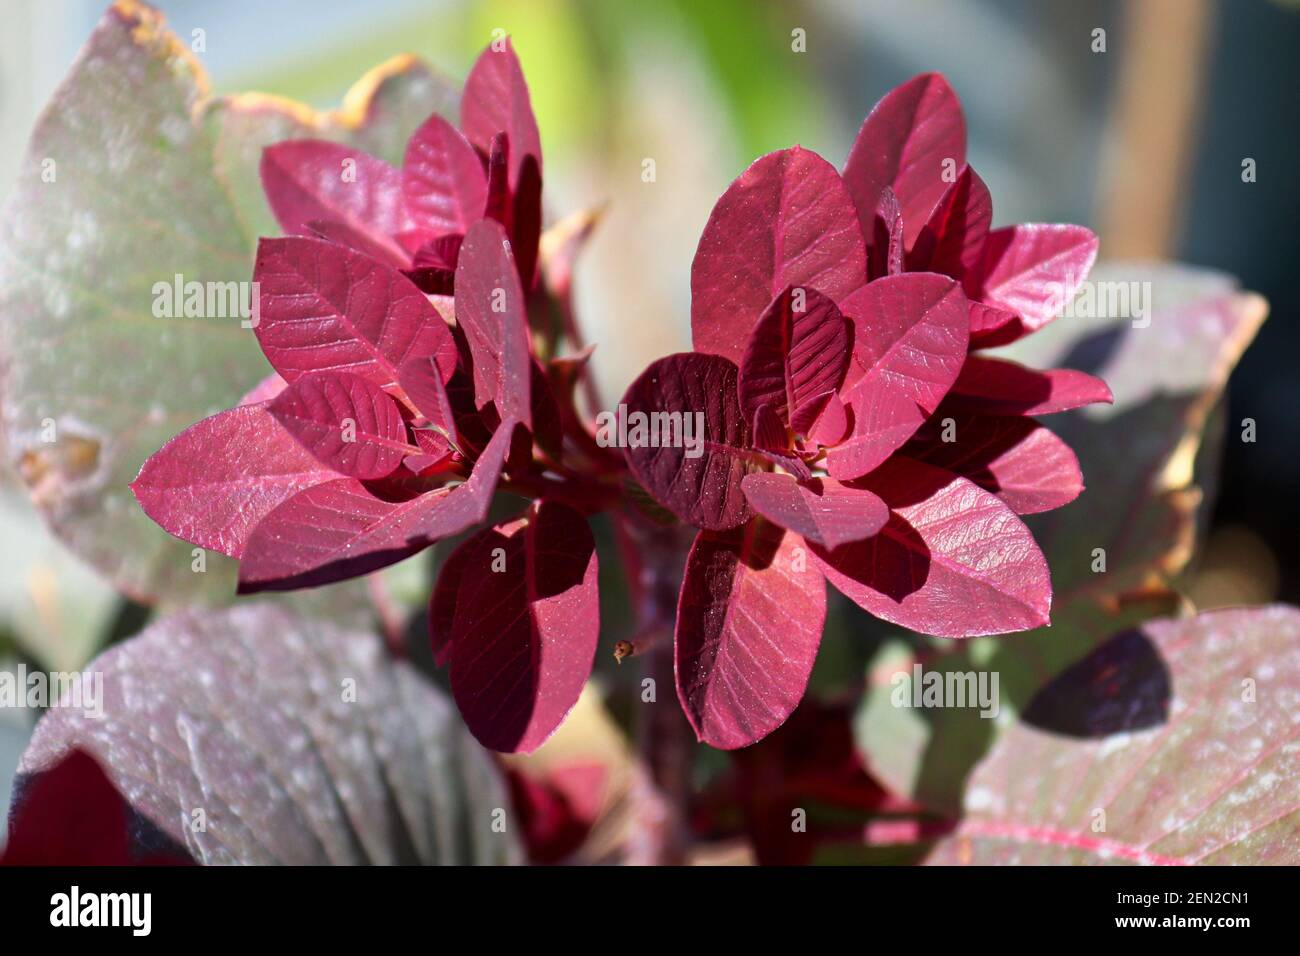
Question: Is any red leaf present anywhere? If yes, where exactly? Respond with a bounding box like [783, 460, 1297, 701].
[506, 763, 606, 864]
[675, 523, 826, 749]
[268, 371, 415, 479]
[799, 390, 849, 447]
[460, 38, 543, 190]
[971, 224, 1099, 334]
[867, 185, 905, 280]
[843, 73, 967, 250]
[904, 409, 1084, 514]
[751, 403, 788, 452]
[260, 140, 408, 262]
[948, 355, 1113, 416]
[429, 527, 493, 667]
[306, 218, 409, 269]
[253, 237, 458, 398]
[2, 749, 191, 866]
[401, 113, 488, 237]
[812, 456, 1051, 636]
[397, 355, 458, 442]
[132, 404, 337, 559]
[619, 353, 757, 531]
[967, 300, 1019, 341]
[691, 147, 866, 363]
[237, 419, 518, 592]
[453, 219, 533, 428]
[741, 472, 888, 549]
[909, 164, 992, 285]
[738, 285, 852, 428]
[829, 274, 969, 479]
[449, 501, 598, 754]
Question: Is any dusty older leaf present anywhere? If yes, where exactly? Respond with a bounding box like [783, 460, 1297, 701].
[927, 606, 1300, 864]
[14, 605, 520, 864]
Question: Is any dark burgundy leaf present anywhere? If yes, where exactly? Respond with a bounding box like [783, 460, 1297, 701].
[741, 472, 888, 549]
[910, 164, 992, 285]
[904, 409, 1084, 514]
[429, 527, 493, 667]
[454, 219, 533, 428]
[483, 131, 512, 226]
[751, 403, 788, 452]
[268, 371, 415, 479]
[449, 500, 599, 754]
[253, 236, 459, 400]
[829, 274, 969, 479]
[506, 764, 606, 864]
[676, 522, 826, 749]
[3, 749, 192, 866]
[511, 154, 543, 289]
[948, 355, 1114, 416]
[460, 38, 543, 190]
[131, 404, 337, 559]
[397, 355, 458, 442]
[620, 352, 756, 531]
[971, 224, 1099, 334]
[691, 146, 867, 363]
[401, 113, 487, 237]
[738, 285, 852, 427]
[812, 456, 1051, 636]
[843, 73, 966, 249]
[237, 418, 518, 592]
[260, 139, 408, 262]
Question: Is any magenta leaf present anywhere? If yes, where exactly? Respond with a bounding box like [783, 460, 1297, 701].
[306, 218, 409, 269]
[972, 224, 1099, 334]
[429, 527, 493, 667]
[676, 522, 826, 749]
[949, 355, 1113, 416]
[812, 456, 1051, 636]
[843, 73, 966, 249]
[903, 409, 1084, 514]
[800, 391, 849, 447]
[253, 237, 458, 398]
[691, 147, 866, 363]
[829, 273, 970, 479]
[910, 165, 992, 285]
[751, 403, 788, 452]
[967, 300, 1020, 341]
[237, 419, 518, 592]
[401, 113, 488, 237]
[453, 219, 533, 428]
[131, 404, 337, 559]
[449, 501, 598, 754]
[260, 140, 408, 262]
[268, 371, 415, 479]
[741, 472, 888, 550]
[460, 39, 543, 190]
[738, 285, 852, 428]
[867, 185, 905, 280]
[620, 352, 756, 531]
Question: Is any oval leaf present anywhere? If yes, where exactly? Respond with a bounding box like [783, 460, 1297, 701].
[813, 456, 1051, 636]
[237, 418, 518, 592]
[829, 274, 970, 479]
[691, 147, 866, 363]
[949, 355, 1113, 416]
[619, 353, 756, 531]
[254, 236, 458, 394]
[741, 472, 888, 550]
[268, 371, 415, 478]
[131, 404, 337, 559]
[454, 219, 534, 428]
[460, 38, 542, 189]
[13, 605, 519, 864]
[843, 73, 967, 249]
[401, 113, 488, 237]
[971, 224, 1099, 335]
[676, 523, 826, 749]
[449, 501, 599, 754]
[738, 285, 852, 427]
